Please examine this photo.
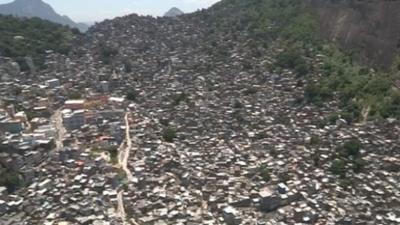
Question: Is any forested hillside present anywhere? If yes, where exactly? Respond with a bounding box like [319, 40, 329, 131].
[0, 15, 80, 71]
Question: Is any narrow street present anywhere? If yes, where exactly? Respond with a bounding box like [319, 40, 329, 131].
[117, 191, 127, 224]
[118, 112, 135, 182]
[116, 112, 139, 225]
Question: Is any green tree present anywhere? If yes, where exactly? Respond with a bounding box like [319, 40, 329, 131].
[340, 138, 362, 158]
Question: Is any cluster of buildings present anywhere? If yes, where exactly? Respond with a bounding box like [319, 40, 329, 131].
[0, 56, 131, 224]
[0, 10, 398, 225]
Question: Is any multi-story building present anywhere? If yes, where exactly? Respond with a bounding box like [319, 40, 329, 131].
[45, 79, 60, 89]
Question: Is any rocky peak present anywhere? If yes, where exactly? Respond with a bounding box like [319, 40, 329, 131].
[164, 7, 184, 17]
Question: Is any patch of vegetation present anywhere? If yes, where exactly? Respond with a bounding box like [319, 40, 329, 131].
[92, 146, 119, 164]
[309, 135, 322, 146]
[172, 92, 189, 106]
[0, 15, 79, 71]
[339, 178, 354, 190]
[304, 45, 400, 121]
[255, 131, 268, 140]
[352, 158, 367, 174]
[274, 114, 290, 125]
[0, 168, 22, 192]
[162, 127, 177, 143]
[108, 147, 119, 164]
[243, 86, 259, 95]
[338, 138, 362, 158]
[98, 42, 118, 64]
[67, 89, 82, 99]
[276, 49, 309, 76]
[115, 169, 127, 184]
[126, 91, 137, 101]
[159, 118, 170, 127]
[269, 147, 278, 158]
[330, 138, 367, 177]
[258, 165, 271, 182]
[330, 159, 347, 178]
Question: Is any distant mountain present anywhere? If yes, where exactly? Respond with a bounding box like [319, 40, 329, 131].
[164, 7, 184, 17]
[0, 0, 88, 32]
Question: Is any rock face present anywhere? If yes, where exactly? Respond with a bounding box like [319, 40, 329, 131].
[308, 0, 400, 67]
[164, 7, 184, 17]
[0, 0, 88, 32]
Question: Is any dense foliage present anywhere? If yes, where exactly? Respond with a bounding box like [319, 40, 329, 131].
[305, 47, 400, 121]
[0, 15, 80, 71]
[0, 167, 21, 192]
[330, 138, 366, 179]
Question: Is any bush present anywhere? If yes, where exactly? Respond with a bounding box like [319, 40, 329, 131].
[243, 87, 258, 95]
[0, 169, 21, 192]
[379, 90, 400, 119]
[67, 89, 82, 99]
[269, 147, 278, 158]
[339, 178, 354, 189]
[172, 93, 188, 106]
[295, 62, 309, 76]
[309, 135, 321, 146]
[276, 49, 306, 71]
[99, 42, 118, 64]
[274, 115, 290, 125]
[126, 91, 137, 101]
[107, 147, 118, 162]
[304, 83, 333, 104]
[259, 165, 271, 182]
[340, 138, 362, 158]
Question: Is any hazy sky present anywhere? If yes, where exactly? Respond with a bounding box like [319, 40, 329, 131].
[0, 0, 221, 22]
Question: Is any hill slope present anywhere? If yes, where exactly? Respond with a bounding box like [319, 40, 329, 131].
[0, 1, 399, 224]
[0, 0, 88, 31]
[0, 15, 80, 72]
[308, 0, 400, 67]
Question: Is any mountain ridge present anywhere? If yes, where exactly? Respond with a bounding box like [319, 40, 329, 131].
[0, 0, 88, 32]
